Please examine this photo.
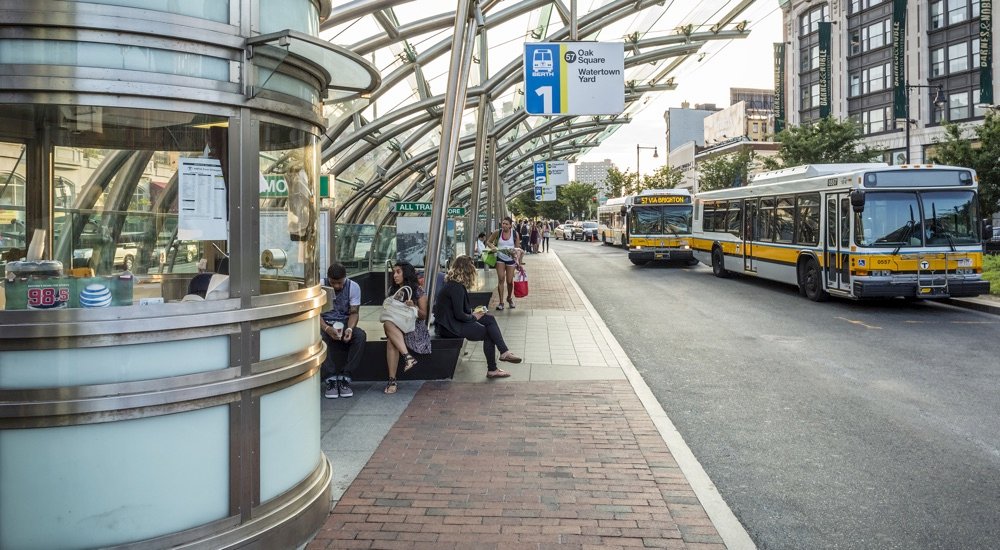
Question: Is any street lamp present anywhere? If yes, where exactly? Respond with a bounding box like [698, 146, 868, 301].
[636, 144, 658, 180]
[900, 84, 947, 164]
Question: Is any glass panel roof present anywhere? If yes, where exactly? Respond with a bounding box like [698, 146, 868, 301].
[321, 0, 771, 222]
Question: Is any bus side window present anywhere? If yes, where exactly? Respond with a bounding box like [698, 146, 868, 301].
[758, 198, 775, 241]
[727, 201, 742, 237]
[775, 196, 794, 243]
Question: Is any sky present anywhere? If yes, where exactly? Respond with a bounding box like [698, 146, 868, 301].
[575, 6, 783, 177]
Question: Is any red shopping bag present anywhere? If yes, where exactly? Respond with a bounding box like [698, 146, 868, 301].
[513, 265, 529, 298]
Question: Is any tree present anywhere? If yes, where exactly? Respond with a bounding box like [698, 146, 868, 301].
[605, 166, 637, 198]
[558, 181, 598, 219]
[508, 190, 539, 218]
[929, 113, 1000, 219]
[697, 148, 756, 192]
[640, 165, 685, 192]
[763, 116, 883, 169]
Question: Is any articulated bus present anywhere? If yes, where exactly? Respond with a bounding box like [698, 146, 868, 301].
[691, 163, 990, 301]
[597, 188, 696, 265]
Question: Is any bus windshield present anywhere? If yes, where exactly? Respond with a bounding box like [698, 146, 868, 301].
[855, 190, 979, 247]
[630, 204, 692, 235]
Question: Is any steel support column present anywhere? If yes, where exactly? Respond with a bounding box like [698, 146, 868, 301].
[425, 0, 477, 314]
[466, 25, 491, 255]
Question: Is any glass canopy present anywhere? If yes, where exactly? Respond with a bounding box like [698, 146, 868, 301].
[320, 0, 774, 224]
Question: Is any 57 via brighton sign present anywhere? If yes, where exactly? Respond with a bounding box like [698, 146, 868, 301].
[524, 42, 625, 115]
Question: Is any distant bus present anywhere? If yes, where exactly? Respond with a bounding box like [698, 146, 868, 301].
[691, 163, 990, 301]
[597, 188, 695, 265]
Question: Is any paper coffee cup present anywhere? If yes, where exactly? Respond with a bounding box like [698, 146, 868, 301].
[332, 321, 344, 336]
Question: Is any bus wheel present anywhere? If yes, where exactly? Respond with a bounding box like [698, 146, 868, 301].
[711, 247, 729, 278]
[800, 258, 829, 302]
[630, 258, 648, 266]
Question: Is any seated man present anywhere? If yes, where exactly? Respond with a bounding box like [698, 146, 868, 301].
[320, 262, 366, 398]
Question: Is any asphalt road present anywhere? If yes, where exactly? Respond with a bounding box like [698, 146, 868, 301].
[551, 238, 1000, 550]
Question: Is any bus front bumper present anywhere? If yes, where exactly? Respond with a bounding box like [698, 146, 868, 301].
[852, 278, 990, 299]
[628, 249, 694, 262]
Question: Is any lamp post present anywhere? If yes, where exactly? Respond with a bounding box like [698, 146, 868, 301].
[636, 144, 658, 189]
[901, 84, 947, 163]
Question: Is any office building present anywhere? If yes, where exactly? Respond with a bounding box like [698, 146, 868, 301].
[780, 0, 992, 164]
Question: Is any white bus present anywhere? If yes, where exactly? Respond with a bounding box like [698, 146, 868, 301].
[691, 163, 990, 301]
[597, 188, 695, 265]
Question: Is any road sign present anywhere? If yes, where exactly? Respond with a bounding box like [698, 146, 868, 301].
[524, 42, 625, 116]
[533, 161, 564, 201]
[392, 202, 466, 217]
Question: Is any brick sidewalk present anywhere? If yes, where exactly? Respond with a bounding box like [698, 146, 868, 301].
[311, 250, 731, 549]
[311, 383, 724, 550]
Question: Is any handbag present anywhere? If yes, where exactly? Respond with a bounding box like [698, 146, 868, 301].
[483, 249, 497, 268]
[513, 265, 529, 298]
[379, 286, 417, 333]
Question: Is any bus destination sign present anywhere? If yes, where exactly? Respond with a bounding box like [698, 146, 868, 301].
[636, 195, 689, 205]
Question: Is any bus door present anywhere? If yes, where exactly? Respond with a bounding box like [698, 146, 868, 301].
[825, 193, 851, 291]
[743, 198, 756, 272]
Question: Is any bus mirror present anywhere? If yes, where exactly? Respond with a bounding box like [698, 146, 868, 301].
[849, 190, 865, 213]
[620, 205, 627, 215]
[983, 219, 993, 240]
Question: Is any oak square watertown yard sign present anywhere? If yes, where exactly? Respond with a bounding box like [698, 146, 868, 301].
[524, 42, 625, 115]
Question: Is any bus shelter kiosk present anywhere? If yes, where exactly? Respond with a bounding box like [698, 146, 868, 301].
[0, 2, 378, 548]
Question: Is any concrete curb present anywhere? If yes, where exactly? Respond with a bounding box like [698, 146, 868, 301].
[550, 252, 757, 550]
[944, 297, 1000, 316]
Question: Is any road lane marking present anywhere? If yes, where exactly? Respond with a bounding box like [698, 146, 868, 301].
[835, 317, 882, 330]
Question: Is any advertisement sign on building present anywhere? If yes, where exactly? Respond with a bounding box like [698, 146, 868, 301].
[818, 22, 832, 119]
[524, 42, 625, 115]
[892, 0, 907, 120]
[982, 0, 993, 105]
[773, 43, 785, 133]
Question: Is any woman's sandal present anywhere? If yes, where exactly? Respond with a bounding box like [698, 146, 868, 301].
[496, 303, 504, 311]
[402, 354, 418, 373]
[486, 368, 511, 378]
[507, 300, 516, 309]
[499, 351, 522, 364]
[384, 378, 397, 394]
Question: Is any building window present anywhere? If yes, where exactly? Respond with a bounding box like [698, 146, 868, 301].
[948, 0, 969, 25]
[948, 42, 969, 73]
[799, 5, 829, 35]
[850, 72, 862, 96]
[862, 20, 891, 52]
[864, 63, 891, 93]
[972, 88, 989, 117]
[801, 45, 820, 71]
[931, 48, 945, 76]
[850, 0, 888, 14]
[972, 37, 980, 68]
[850, 31, 862, 55]
[862, 106, 891, 134]
[931, 1, 945, 29]
[973, 0, 981, 17]
[949, 91, 970, 120]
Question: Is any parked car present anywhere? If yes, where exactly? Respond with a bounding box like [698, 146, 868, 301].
[73, 243, 139, 271]
[573, 221, 599, 241]
[553, 224, 571, 240]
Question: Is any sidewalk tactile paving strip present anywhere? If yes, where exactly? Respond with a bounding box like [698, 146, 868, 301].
[311, 382, 725, 549]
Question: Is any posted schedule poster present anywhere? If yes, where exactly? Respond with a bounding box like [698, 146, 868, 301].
[178, 157, 228, 240]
